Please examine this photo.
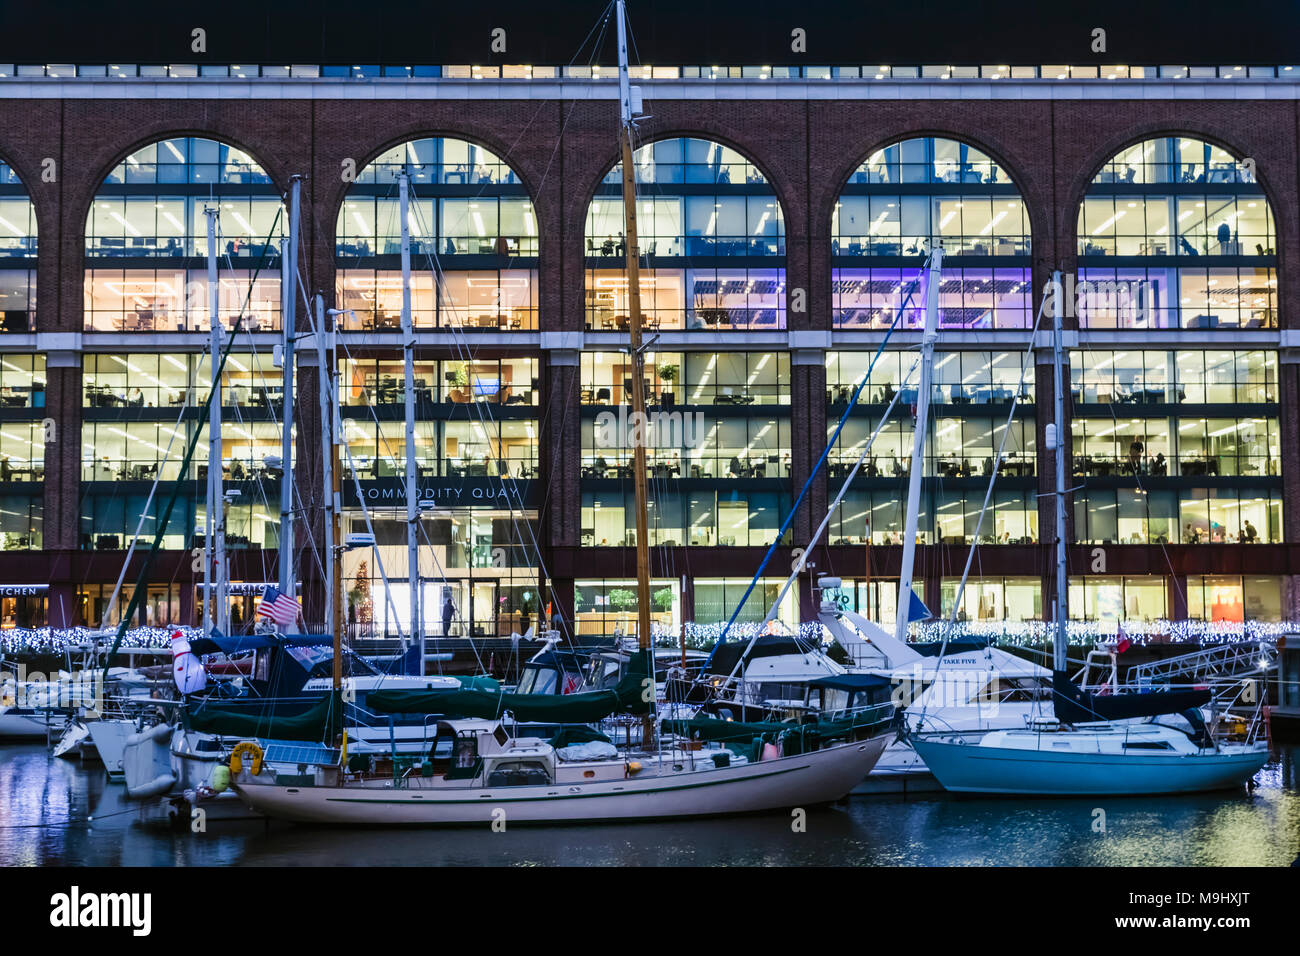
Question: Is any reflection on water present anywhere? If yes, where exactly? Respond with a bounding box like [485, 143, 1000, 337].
[1, 743, 1297, 866]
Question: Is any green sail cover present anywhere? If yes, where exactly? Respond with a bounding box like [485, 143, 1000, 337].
[455, 675, 501, 692]
[662, 710, 888, 745]
[368, 651, 653, 722]
[185, 691, 344, 743]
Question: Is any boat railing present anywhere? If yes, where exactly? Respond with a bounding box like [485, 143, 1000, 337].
[1130, 640, 1275, 688]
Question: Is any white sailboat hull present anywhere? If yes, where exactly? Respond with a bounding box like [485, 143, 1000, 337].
[913, 735, 1269, 795]
[0, 709, 59, 738]
[233, 735, 888, 826]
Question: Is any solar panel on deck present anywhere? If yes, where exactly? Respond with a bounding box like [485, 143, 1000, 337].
[261, 743, 339, 766]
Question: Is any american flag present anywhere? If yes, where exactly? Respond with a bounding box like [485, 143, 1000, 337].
[257, 585, 300, 629]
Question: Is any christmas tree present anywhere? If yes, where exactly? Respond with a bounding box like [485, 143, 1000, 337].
[351, 561, 373, 625]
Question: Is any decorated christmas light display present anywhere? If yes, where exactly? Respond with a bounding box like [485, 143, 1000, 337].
[0, 617, 1289, 656]
[651, 618, 1292, 650]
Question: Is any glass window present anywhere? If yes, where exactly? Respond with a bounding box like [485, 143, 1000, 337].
[580, 490, 790, 548]
[574, 579, 680, 637]
[336, 138, 537, 332]
[0, 158, 36, 333]
[0, 495, 41, 551]
[692, 578, 797, 631]
[586, 138, 785, 332]
[1077, 137, 1274, 329]
[833, 267, 1031, 329]
[0, 353, 45, 407]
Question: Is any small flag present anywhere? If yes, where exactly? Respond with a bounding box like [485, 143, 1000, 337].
[257, 585, 300, 629]
[1116, 624, 1132, 655]
[905, 588, 932, 624]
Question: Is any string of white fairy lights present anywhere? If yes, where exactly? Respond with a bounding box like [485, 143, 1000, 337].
[0, 618, 1290, 655]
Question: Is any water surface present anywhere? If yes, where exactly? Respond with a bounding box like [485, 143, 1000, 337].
[1, 743, 1296, 866]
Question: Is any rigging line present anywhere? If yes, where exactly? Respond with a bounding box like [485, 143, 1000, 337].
[725, 355, 924, 678]
[526, 3, 616, 201]
[1093, 380, 1190, 614]
[328, 330, 491, 674]
[99, 206, 283, 676]
[97, 381, 193, 630]
[89, 204, 283, 634]
[464, 0, 615, 207]
[944, 282, 1051, 625]
[918, 284, 1051, 725]
[706, 260, 930, 661]
[405, 192, 576, 645]
[413, 514, 489, 679]
[214, 228, 284, 592]
[330, 334, 456, 651]
[310, 326, 408, 651]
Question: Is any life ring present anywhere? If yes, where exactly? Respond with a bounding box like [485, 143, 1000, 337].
[229, 741, 264, 776]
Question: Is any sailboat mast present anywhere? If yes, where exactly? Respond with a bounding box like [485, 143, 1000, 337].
[615, 0, 652, 658]
[205, 205, 227, 634]
[278, 175, 301, 603]
[894, 248, 942, 643]
[398, 173, 422, 663]
[316, 294, 342, 688]
[1051, 269, 1068, 672]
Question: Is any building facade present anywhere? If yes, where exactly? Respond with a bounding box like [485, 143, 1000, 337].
[0, 64, 1297, 638]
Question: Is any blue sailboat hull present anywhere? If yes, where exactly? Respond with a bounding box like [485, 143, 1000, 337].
[912, 738, 1269, 795]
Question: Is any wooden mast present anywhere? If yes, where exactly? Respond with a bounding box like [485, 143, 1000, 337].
[615, 0, 654, 748]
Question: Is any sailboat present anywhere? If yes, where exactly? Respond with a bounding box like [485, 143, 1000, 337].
[229, 0, 890, 825]
[909, 271, 1271, 796]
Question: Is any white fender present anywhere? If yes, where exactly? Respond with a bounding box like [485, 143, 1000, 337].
[127, 772, 178, 799]
[123, 722, 179, 799]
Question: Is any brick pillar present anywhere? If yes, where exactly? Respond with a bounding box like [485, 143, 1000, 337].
[1283, 575, 1300, 622]
[42, 355, 81, 551]
[797, 570, 817, 625]
[790, 347, 828, 545]
[541, 350, 580, 549]
[547, 575, 575, 639]
[1035, 345, 1073, 615]
[1169, 574, 1189, 620]
[679, 573, 695, 630]
[1278, 356, 1300, 542]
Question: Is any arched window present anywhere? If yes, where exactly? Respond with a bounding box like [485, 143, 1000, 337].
[1076, 136, 1276, 329]
[83, 137, 284, 332]
[833, 136, 1031, 329]
[0, 158, 36, 332]
[584, 137, 785, 331]
[335, 137, 537, 330]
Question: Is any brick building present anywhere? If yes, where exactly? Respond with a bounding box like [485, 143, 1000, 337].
[0, 63, 1295, 638]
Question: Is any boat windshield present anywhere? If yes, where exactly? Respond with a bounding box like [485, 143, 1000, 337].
[515, 665, 559, 695]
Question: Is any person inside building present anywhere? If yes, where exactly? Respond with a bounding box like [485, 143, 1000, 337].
[442, 592, 456, 636]
[1127, 437, 1145, 474]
